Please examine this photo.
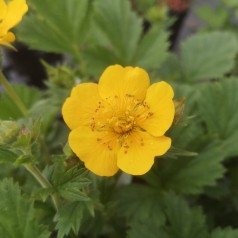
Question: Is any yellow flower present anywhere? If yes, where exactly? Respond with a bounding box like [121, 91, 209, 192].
[62, 65, 175, 176]
[0, 0, 28, 46]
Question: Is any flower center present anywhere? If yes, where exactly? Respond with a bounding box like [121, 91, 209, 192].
[110, 112, 135, 134]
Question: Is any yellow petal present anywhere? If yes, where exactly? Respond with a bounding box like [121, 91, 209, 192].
[0, 31, 15, 45]
[117, 130, 171, 175]
[138, 81, 175, 137]
[62, 83, 102, 130]
[98, 65, 150, 101]
[0, 0, 7, 20]
[0, 0, 28, 34]
[69, 126, 119, 176]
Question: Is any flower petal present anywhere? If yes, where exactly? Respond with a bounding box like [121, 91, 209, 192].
[117, 130, 171, 175]
[0, 0, 28, 33]
[98, 65, 150, 101]
[69, 126, 119, 176]
[0, 0, 7, 20]
[62, 83, 102, 130]
[138, 81, 175, 137]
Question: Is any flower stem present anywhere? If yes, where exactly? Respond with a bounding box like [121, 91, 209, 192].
[24, 164, 60, 211]
[0, 72, 28, 117]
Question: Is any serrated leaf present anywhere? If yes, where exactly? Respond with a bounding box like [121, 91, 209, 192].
[54, 202, 85, 238]
[127, 221, 169, 238]
[84, 0, 142, 75]
[132, 27, 169, 69]
[85, 0, 169, 76]
[115, 184, 165, 225]
[198, 78, 238, 157]
[145, 142, 226, 194]
[44, 157, 90, 202]
[163, 192, 208, 238]
[0, 179, 50, 238]
[181, 32, 238, 81]
[92, 0, 142, 63]
[0, 84, 42, 120]
[210, 227, 238, 238]
[17, 0, 93, 56]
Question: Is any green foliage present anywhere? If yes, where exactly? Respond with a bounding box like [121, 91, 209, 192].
[0, 84, 42, 120]
[85, 0, 169, 75]
[181, 32, 238, 81]
[0, 179, 50, 238]
[196, 5, 228, 29]
[0, 119, 43, 166]
[127, 221, 169, 238]
[17, 0, 169, 77]
[43, 157, 90, 202]
[17, 0, 93, 56]
[198, 78, 238, 157]
[163, 193, 208, 238]
[0, 144, 18, 163]
[54, 202, 86, 238]
[210, 228, 238, 238]
[2, 0, 238, 237]
[115, 184, 165, 224]
[91, 0, 142, 65]
[144, 140, 226, 195]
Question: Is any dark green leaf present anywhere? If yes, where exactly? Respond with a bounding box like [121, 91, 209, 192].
[115, 184, 165, 225]
[210, 227, 238, 238]
[0, 179, 50, 238]
[0, 145, 18, 164]
[54, 202, 86, 238]
[163, 192, 208, 238]
[145, 142, 226, 194]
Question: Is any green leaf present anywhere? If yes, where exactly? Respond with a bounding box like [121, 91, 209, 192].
[85, 0, 169, 76]
[0, 145, 18, 164]
[145, 142, 226, 194]
[210, 227, 238, 238]
[163, 192, 208, 238]
[132, 27, 169, 69]
[127, 221, 169, 238]
[115, 184, 165, 225]
[0, 178, 50, 238]
[54, 202, 85, 238]
[181, 32, 238, 81]
[196, 5, 228, 29]
[44, 157, 90, 202]
[92, 0, 142, 64]
[17, 0, 93, 55]
[156, 53, 183, 82]
[198, 78, 238, 157]
[0, 84, 42, 120]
